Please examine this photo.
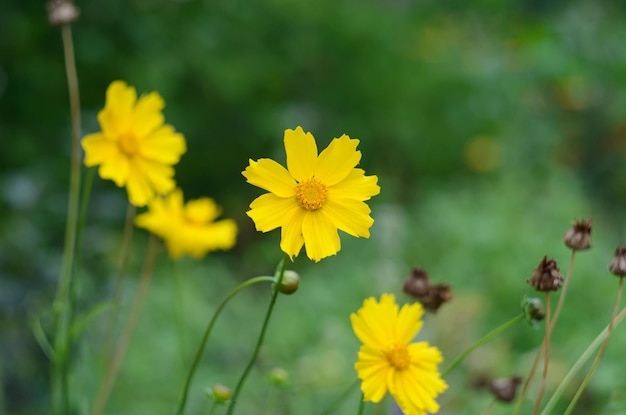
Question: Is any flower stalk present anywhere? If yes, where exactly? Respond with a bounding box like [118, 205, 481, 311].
[226, 255, 289, 415]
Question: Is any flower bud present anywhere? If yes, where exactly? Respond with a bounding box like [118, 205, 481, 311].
[521, 296, 545, 324]
[488, 376, 522, 403]
[210, 384, 232, 404]
[527, 256, 563, 292]
[563, 218, 592, 251]
[420, 284, 453, 313]
[608, 246, 626, 277]
[268, 367, 290, 387]
[47, 0, 80, 26]
[276, 270, 300, 294]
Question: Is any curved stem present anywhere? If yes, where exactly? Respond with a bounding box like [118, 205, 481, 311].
[513, 251, 576, 415]
[540, 306, 626, 415]
[225, 255, 289, 415]
[173, 275, 276, 415]
[319, 379, 360, 415]
[532, 293, 552, 415]
[441, 313, 525, 378]
[356, 393, 365, 415]
[562, 276, 623, 415]
[91, 235, 160, 415]
[51, 23, 82, 415]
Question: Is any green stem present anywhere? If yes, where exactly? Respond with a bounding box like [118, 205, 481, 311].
[320, 379, 360, 415]
[441, 313, 525, 378]
[562, 277, 623, 415]
[170, 259, 187, 373]
[91, 236, 160, 415]
[356, 393, 365, 415]
[540, 306, 626, 415]
[52, 23, 82, 415]
[514, 251, 576, 415]
[532, 293, 552, 415]
[225, 255, 289, 415]
[174, 275, 276, 415]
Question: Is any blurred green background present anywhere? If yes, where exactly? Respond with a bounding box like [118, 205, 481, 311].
[2, 0, 626, 414]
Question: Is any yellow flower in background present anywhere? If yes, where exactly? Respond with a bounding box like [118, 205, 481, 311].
[351, 294, 447, 415]
[82, 81, 187, 206]
[242, 126, 380, 262]
[135, 189, 237, 259]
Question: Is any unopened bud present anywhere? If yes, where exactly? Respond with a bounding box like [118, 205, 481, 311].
[527, 256, 563, 292]
[276, 270, 300, 294]
[47, 0, 79, 26]
[608, 246, 626, 277]
[563, 218, 592, 251]
[268, 367, 290, 387]
[489, 376, 523, 403]
[522, 296, 545, 325]
[210, 384, 232, 404]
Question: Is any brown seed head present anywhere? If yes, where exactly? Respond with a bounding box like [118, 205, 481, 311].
[402, 266, 430, 298]
[608, 246, 626, 277]
[420, 284, 453, 313]
[489, 376, 523, 403]
[47, 0, 79, 26]
[527, 256, 563, 292]
[563, 218, 592, 251]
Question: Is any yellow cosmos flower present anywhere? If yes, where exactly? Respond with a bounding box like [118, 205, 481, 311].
[351, 294, 447, 415]
[242, 126, 380, 262]
[82, 80, 187, 207]
[135, 189, 237, 259]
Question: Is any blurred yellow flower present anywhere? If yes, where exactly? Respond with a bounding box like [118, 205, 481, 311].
[82, 80, 187, 206]
[242, 126, 380, 262]
[351, 294, 447, 415]
[135, 189, 237, 259]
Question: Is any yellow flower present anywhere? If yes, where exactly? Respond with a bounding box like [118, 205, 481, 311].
[351, 294, 447, 415]
[242, 126, 380, 262]
[82, 81, 187, 207]
[135, 189, 237, 259]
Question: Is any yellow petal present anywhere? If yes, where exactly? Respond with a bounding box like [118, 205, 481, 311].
[355, 348, 391, 403]
[322, 199, 373, 238]
[247, 193, 299, 233]
[280, 206, 306, 259]
[242, 158, 296, 198]
[99, 81, 136, 136]
[82, 133, 119, 167]
[185, 197, 221, 223]
[327, 168, 380, 201]
[139, 125, 187, 164]
[301, 210, 340, 261]
[284, 126, 317, 182]
[98, 152, 130, 187]
[394, 302, 424, 345]
[351, 295, 398, 348]
[132, 91, 165, 138]
[126, 163, 155, 206]
[133, 157, 176, 195]
[314, 134, 361, 186]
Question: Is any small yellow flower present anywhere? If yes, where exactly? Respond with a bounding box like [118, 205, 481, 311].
[351, 294, 447, 415]
[82, 81, 187, 206]
[135, 189, 237, 259]
[242, 126, 380, 262]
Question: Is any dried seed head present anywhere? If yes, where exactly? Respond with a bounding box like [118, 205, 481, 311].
[608, 246, 626, 277]
[402, 266, 430, 298]
[488, 376, 523, 403]
[527, 256, 564, 292]
[420, 284, 453, 313]
[47, 0, 79, 26]
[563, 218, 592, 251]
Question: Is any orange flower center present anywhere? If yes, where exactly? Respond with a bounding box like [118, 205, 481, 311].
[386, 344, 410, 370]
[295, 178, 328, 211]
[118, 132, 140, 156]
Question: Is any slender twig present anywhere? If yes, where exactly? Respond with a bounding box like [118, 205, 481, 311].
[441, 313, 525, 377]
[532, 293, 552, 415]
[104, 203, 136, 357]
[562, 276, 624, 415]
[479, 400, 496, 415]
[91, 235, 160, 415]
[540, 306, 626, 415]
[514, 251, 576, 415]
[51, 23, 82, 415]
[173, 275, 275, 415]
[225, 255, 289, 415]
